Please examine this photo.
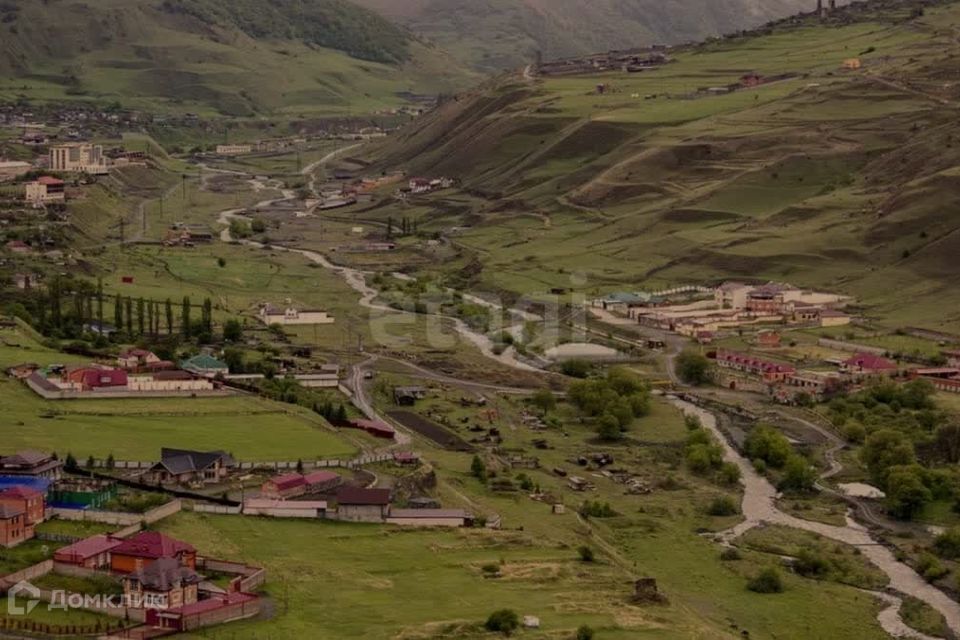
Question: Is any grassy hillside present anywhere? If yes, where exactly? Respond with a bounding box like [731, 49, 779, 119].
[359, 0, 960, 332]
[0, 0, 475, 116]
[355, 0, 825, 71]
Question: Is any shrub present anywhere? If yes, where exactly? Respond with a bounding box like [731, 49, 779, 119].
[720, 548, 742, 561]
[706, 496, 739, 517]
[794, 548, 831, 578]
[576, 625, 595, 640]
[934, 527, 960, 559]
[676, 351, 711, 385]
[578, 546, 595, 563]
[917, 553, 949, 582]
[718, 462, 741, 485]
[748, 567, 785, 594]
[485, 609, 520, 635]
[579, 501, 617, 518]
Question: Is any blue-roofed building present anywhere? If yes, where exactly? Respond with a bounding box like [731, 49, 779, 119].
[0, 475, 53, 495]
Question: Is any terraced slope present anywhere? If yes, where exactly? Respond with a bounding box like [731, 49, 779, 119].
[361, 0, 960, 331]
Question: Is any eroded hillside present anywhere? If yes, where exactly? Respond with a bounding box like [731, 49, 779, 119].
[360, 0, 960, 331]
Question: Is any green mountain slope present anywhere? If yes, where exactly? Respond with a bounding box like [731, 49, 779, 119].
[355, 0, 831, 71]
[0, 0, 476, 116]
[361, 0, 960, 331]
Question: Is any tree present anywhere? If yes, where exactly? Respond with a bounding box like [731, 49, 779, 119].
[106, 453, 115, 471]
[484, 610, 519, 636]
[251, 218, 266, 234]
[181, 297, 191, 337]
[934, 423, 960, 464]
[64, 453, 78, 472]
[202, 298, 213, 333]
[934, 527, 960, 559]
[96, 278, 104, 330]
[596, 413, 623, 442]
[578, 546, 595, 562]
[676, 351, 711, 385]
[136, 298, 145, 336]
[885, 465, 932, 520]
[747, 567, 784, 594]
[217, 257, 226, 268]
[165, 299, 174, 335]
[125, 297, 133, 336]
[470, 455, 487, 482]
[779, 454, 816, 493]
[861, 429, 916, 485]
[85, 455, 95, 470]
[744, 425, 792, 469]
[223, 319, 243, 343]
[114, 293, 123, 333]
[530, 389, 556, 415]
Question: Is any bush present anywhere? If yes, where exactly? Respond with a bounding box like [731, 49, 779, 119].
[561, 359, 591, 378]
[794, 548, 831, 578]
[485, 609, 520, 635]
[576, 625, 595, 640]
[578, 545, 595, 563]
[934, 527, 960, 559]
[917, 553, 949, 582]
[747, 567, 785, 594]
[718, 462, 742, 485]
[720, 547, 742, 561]
[579, 501, 617, 518]
[676, 351, 711, 385]
[706, 496, 739, 516]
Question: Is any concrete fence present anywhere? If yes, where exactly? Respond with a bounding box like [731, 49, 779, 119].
[192, 504, 242, 516]
[0, 560, 54, 590]
[98, 454, 398, 471]
[49, 499, 181, 528]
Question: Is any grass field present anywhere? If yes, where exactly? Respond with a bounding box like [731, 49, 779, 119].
[146, 386, 893, 640]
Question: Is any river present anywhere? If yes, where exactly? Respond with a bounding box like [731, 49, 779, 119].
[668, 396, 960, 640]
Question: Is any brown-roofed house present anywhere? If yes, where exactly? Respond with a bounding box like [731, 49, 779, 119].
[0, 486, 45, 527]
[122, 556, 201, 610]
[0, 450, 63, 480]
[336, 486, 391, 523]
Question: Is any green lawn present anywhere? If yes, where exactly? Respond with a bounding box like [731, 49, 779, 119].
[0, 377, 357, 461]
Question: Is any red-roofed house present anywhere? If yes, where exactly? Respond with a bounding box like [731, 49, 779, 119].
[262, 471, 341, 499]
[54, 534, 122, 569]
[65, 366, 128, 390]
[111, 531, 197, 574]
[842, 353, 898, 377]
[0, 486, 44, 527]
[716, 350, 796, 383]
[261, 473, 306, 499]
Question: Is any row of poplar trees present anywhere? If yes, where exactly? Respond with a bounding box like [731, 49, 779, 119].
[38, 277, 214, 339]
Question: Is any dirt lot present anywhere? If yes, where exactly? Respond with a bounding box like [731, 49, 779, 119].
[387, 410, 475, 451]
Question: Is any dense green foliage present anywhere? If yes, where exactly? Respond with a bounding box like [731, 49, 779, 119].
[747, 567, 785, 594]
[161, 0, 410, 63]
[484, 609, 520, 635]
[568, 367, 651, 440]
[676, 351, 712, 386]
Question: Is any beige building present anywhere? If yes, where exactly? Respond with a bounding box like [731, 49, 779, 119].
[49, 143, 108, 174]
[127, 377, 214, 392]
[216, 144, 252, 156]
[259, 305, 334, 326]
[24, 177, 66, 206]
